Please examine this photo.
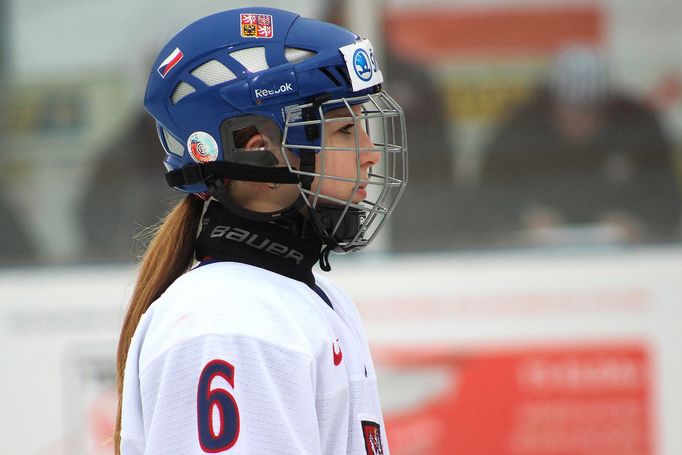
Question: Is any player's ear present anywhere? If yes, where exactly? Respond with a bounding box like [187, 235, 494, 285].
[244, 133, 268, 150]
[241, 133, 280, 191]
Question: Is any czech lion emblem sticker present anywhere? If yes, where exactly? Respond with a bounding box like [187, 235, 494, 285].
[240, 13, 273, 38]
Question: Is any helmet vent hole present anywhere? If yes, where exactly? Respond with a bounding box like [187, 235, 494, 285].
[284, 47, 316, 64]
[319, 67, 341, 87]
[335, 66, 351, 86]
[191, 59, 237, 86]
[170, 81, 196, 104]
[229, 47, 269, 73]
[162, 129, 185, 157]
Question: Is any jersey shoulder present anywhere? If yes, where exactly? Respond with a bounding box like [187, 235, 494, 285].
[313, 272, 365, 327]
[137, 262, 329, 369]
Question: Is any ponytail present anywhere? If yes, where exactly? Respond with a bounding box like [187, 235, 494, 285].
[114, 194, 204, 454]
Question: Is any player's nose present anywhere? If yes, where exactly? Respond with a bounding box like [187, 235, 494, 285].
[358, 128, 380, 167]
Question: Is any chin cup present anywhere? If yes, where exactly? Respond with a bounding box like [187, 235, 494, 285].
[307, 204, 363, 252]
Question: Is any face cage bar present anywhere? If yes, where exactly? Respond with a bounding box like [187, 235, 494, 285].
[282, 91, 408, 252]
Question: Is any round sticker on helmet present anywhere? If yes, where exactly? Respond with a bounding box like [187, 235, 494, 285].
[187, 131, 219, 163]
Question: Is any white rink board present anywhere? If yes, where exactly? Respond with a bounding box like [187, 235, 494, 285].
[1, 247, 681, 454]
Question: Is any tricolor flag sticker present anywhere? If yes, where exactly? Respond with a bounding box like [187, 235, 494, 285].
[157, 47, 184, 78]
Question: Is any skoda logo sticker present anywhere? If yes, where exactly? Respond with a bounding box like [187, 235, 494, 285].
[339, 39, 384, 91]
[353, 48, 372, 82]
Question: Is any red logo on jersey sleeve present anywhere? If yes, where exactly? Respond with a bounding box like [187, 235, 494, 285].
[332, 339, 343, 366]
[361, 421, 385, 455]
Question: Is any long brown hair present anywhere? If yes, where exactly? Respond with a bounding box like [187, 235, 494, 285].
[114, 194, 204, 454]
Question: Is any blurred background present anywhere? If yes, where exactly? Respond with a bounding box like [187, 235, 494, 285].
[1, 0, 681, 453]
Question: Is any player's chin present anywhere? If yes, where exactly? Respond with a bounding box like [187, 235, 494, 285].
[338, 191, 365, 206]
[320, 184, 367, 205]
[321, 194, 365, 206]
[352, 187, 367, 203]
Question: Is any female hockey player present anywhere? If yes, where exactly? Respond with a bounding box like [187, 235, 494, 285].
[115, 7, 407, 454]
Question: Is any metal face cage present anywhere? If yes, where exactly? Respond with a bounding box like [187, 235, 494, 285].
[282, 91, 408, 252]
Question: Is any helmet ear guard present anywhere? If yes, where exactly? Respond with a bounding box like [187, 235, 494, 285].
[220, 115, 281, 167]
[201, 114, 309, 222]
[160, 111, 300, 192]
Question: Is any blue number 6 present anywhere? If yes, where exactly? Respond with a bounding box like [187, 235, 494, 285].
[197, 360, 240, 452]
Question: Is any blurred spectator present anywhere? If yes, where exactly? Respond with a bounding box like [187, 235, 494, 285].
[0, 14, 36, 265]
[383, 48, 457, 252]
[79, 114, 178, 262]
[0, 191, 36, 265]
[480, 44, 681, 244]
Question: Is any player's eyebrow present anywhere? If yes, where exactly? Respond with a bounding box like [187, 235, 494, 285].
[326, 110, 351, 119]
[325, 106, 362, 120]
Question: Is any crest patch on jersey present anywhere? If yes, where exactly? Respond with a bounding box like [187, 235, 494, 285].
[240, 13, 273, 38]
[361, 420, 385, 455]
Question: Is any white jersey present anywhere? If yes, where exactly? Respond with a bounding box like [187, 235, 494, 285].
[120, 261, 389, 454]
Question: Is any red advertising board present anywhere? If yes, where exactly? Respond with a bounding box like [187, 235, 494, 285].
[379, 345, 653, 455]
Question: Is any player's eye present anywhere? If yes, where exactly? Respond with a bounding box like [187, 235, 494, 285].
[338, 123, 355, 135]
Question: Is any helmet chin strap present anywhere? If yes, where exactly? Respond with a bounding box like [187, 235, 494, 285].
[206, 176, 306, 223]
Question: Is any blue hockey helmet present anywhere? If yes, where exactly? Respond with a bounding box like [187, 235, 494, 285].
[144, 7, 407, 253]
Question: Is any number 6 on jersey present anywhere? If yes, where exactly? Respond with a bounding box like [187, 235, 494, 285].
[197, 360, 240, 452]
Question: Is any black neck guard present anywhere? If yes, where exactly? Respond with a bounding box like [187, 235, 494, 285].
[195, 201, 323, 287]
